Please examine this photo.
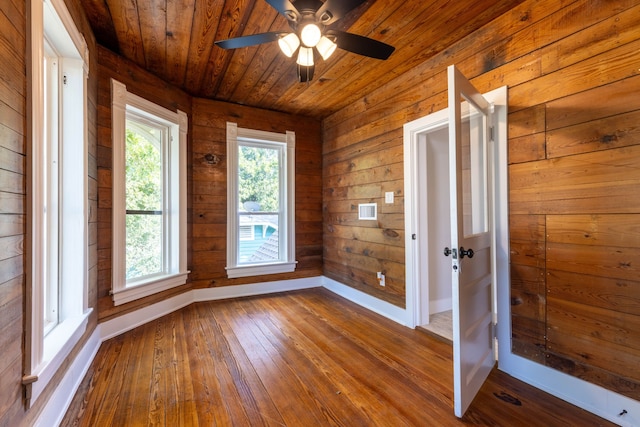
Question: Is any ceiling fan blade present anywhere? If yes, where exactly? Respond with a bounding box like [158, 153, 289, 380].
[315, 0, 366, 26]
[264, 0, 301, 21]
[215, 32, 283, 49]
[328, 30, 395, 60]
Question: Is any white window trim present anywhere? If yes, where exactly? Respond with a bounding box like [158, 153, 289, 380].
[226, 122, 296, 278]
[111, 79, 189, 305]
[25, 0, 91, 407]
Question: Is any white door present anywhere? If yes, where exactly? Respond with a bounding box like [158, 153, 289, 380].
[447, 65, 495, 417]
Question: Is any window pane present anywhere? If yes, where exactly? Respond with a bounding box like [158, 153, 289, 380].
[460, 101, 488, 237]
[238, 215, 280, 263]
[126, 214, 162, 279]
[238, 145, 280, 263]
[125, 123, 163, 211]
[125, 118, 164, 280]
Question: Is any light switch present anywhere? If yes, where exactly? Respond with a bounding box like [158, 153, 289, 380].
[385, 192, 394, 204]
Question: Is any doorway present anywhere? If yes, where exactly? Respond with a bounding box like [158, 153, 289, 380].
[416, 125, 453, 341]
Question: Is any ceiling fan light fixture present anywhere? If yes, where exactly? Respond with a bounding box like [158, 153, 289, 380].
[316, 36, 336, 60]
[300, 23, 321, 47]
[296, 47, 314, 66]
[278, 33, 300, 57]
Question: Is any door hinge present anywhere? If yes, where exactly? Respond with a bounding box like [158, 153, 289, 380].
[489, 126, 495, 142]
[63, 75, 68, 85]
[492, 322, 498, 340]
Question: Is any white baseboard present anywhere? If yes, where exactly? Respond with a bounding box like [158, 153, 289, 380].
[500, 352, 639, 427]
[321, 276, 409, 326]
[193, 276, 322, 302]
[100, 290, 194, 341]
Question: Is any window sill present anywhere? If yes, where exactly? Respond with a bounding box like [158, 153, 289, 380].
[112, 271, 190, 306]
[29, 309, 92, 406]
[226, 261, 297, 279]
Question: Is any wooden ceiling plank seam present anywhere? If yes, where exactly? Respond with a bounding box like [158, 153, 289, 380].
[105, 0, 146, 66]
[182, 0, 227, 95]
[165, 0, 197, 87]
[199, 0, 258, 96]
[137, 0, 169, 78]
[215, 1, 280, 100]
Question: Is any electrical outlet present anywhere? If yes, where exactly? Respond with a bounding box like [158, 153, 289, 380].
[377, 271, 385, 287]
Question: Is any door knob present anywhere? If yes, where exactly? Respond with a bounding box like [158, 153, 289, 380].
[459, 247, 474, 259]
[444, 247, 452, 257]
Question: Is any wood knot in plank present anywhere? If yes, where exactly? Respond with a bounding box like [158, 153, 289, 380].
[600, 134, 618, 143]
[383, 229, 399, 238]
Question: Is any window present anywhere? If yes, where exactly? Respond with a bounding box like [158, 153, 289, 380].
[111, 79, 188, 305]
[26, 0, 91, 406]
[226, 123, 296, 278]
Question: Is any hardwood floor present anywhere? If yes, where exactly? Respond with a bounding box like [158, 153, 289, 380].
[62, 288, 613, 426]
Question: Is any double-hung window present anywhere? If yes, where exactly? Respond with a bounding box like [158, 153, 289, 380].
[226, 123, 296, 278]
[26, 0, 91, 406]
[111, 80, 188, 305]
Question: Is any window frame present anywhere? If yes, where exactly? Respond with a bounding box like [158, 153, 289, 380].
[111, 79, 189, 305]
[226, 122, 296, 278]
[25, 0, 91, 406]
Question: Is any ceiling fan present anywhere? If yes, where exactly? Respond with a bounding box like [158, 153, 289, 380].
[214, 0, 395, 82]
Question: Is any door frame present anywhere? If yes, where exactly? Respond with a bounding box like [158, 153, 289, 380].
[402, 85, 509, 332]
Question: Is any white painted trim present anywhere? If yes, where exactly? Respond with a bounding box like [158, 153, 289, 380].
[43, 0, 89, 68]
[403, 108, 450, 328]
[111, 272, 190, 305]
[225, 262, 298, 279]
[110, 79, 189, 305]
[101, 290, 193, 341]
[33, 325, 101, 427]
[225, 123, 296, 278]
[194, 276, 321, 302]
[321, 276, 408, 326]
[27, 0, 90, 407]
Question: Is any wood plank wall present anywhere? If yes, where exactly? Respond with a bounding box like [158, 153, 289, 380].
[322, 0, 640, 400]
[0, 0, 27, 422]
[0, 0, 99, 425]
[190, 98, 323, 289]
[96, 46, 323, 320]
[96, 46, 194, 321]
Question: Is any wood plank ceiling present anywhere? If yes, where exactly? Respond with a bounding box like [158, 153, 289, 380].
[80, 0, 525, 120]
